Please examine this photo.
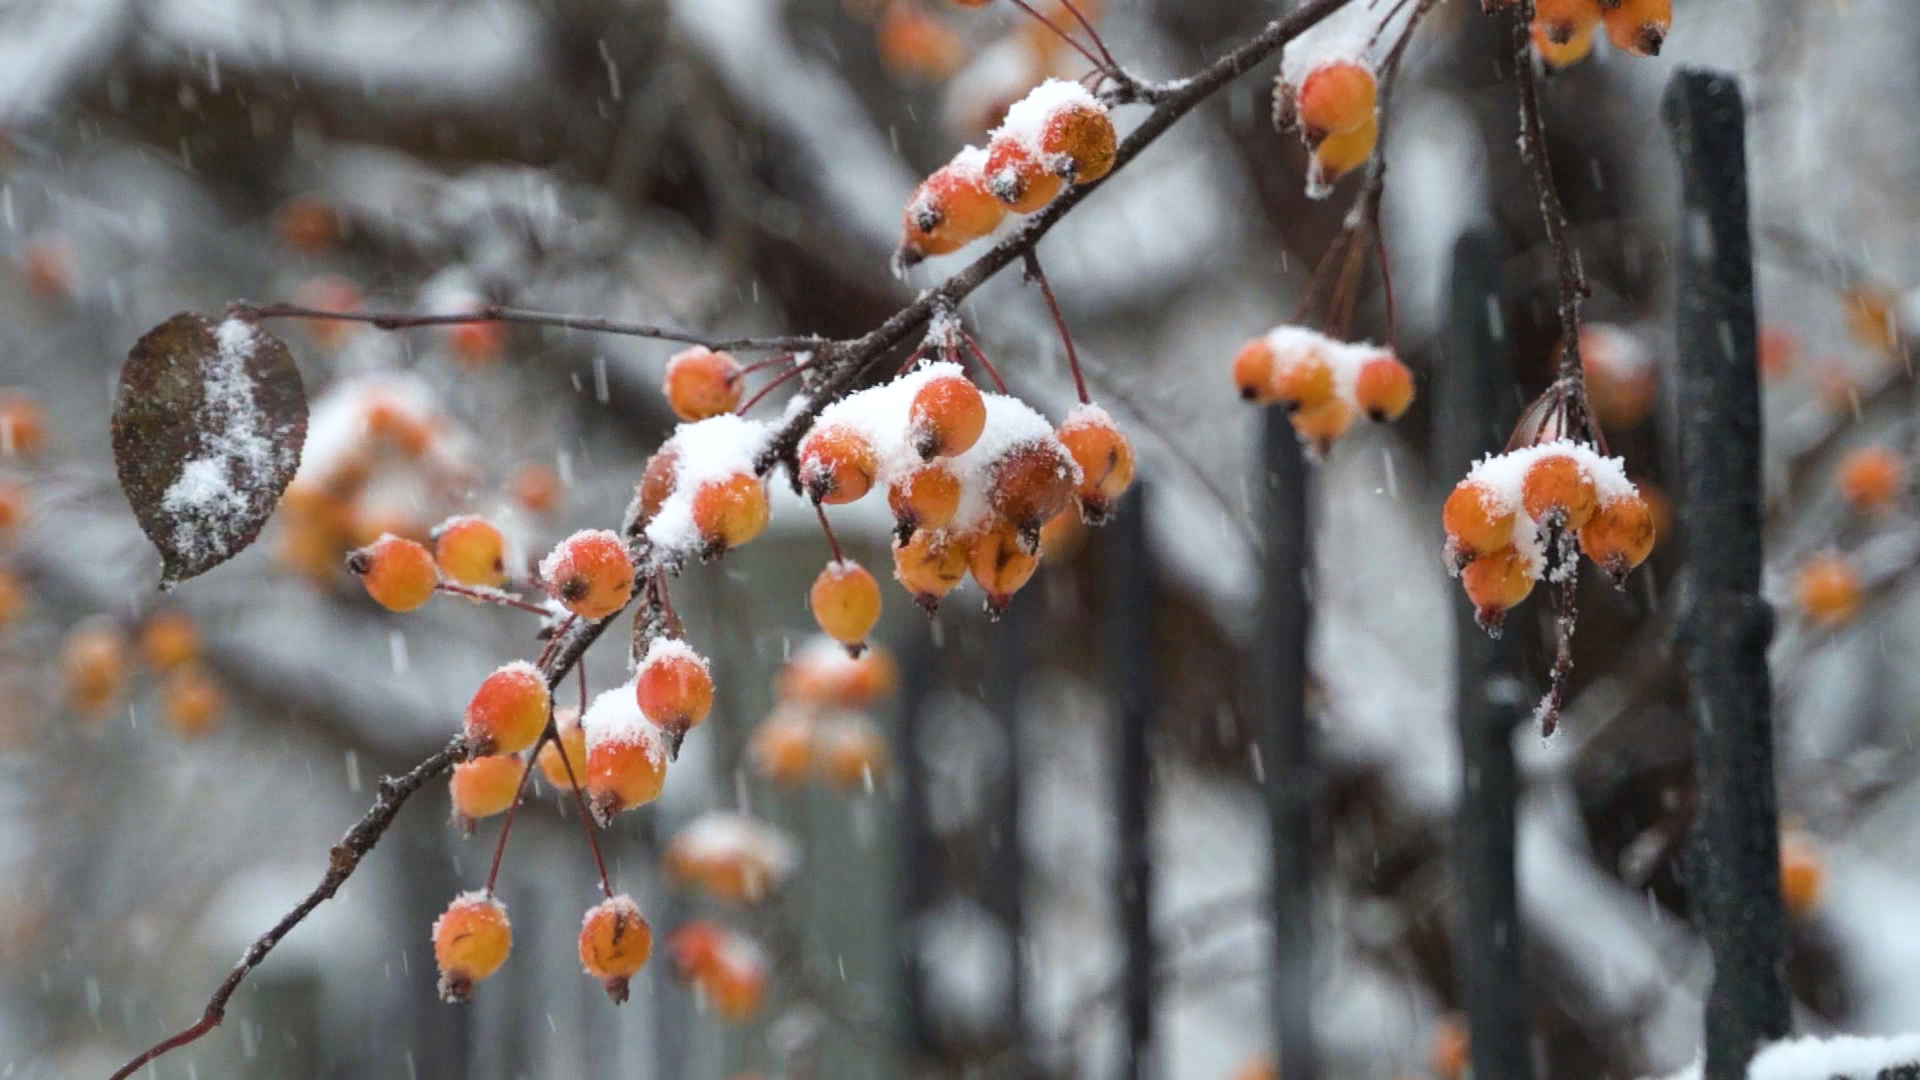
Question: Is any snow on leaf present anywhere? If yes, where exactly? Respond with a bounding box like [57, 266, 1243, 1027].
[112, 312, 307, 588]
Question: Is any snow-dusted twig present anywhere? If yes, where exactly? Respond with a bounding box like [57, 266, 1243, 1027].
[229, 300, 829, 354]
[1507, 0, 1593, 390]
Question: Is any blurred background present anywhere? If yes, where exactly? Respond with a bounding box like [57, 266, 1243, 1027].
[1, 0, 1918, 1077]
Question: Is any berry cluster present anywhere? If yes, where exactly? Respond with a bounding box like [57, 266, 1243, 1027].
[1273, 6, 1388, 198]
[664, 812, 800, 904]
[1442, 440, 1654, 632]
[57, 608, 227, 738]
[752, 636, 897, 790]
[1525, 0, 1672, 69]
[899, 79, 1116, 265]
[1578, 323, 1657, 430]
[1232, 326, 1415, 452]
[667, 920, 768, 1021]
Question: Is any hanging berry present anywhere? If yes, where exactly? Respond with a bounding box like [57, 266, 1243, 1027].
[433, 892, 512, 1003]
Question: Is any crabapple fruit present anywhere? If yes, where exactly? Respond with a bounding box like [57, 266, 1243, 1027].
[433, 516, 507, 589]
[901, 153, 1006, 263]
[138, 610, 198, 673]
[984, 138, 1064, 214]
[1352, 352, 1415, 422]
[1601, 0, 1669, 56]
[62, 621, 128, 720]
[970, 519, 1039, 617]
[0, 392, 46, 457]
[750, 707, 816, 785]
[465, 662, 551, 756]
[1309, 114, 1378, 188]
[540, 530, 634, 620]
[346, 534, 438, 612]
[579, 895, 652, 1003]
[810, 560, 882, 648]
[1232, 338, 1279, 403]
[1578, 493, 1656, 584]
[908, 373, 987, 459]
[691, 474, 771, 554]
[888, 461, 963, 538]
[1534, 0, 1601, 43]
[536, 708, 587, 790]
[1290, 397, 1354, 453]
[663, 347, 744, 421]
[1520, 453, 1598, 529]
[637, 447, 679, 522]
[799, 423, 880, 505]
[988, 440, 1077, 547]
[433, 892, 511, 1002]
[1835, 446, 1905, 513]
[451, 754, 526, 824]
[1056, 408, 1135, 523]
[1461, 546, 1536, 634]
[893, 528, 970, 610]
[636, 641, 715, 734]
[1795, 553, 1860, 627]
[1296, 61, 1377, 141]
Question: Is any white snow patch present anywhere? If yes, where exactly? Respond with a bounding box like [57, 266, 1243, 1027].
[642, 413, 773, 559]
[990, 77, 1105, 164]
[583, 681, 667, 768]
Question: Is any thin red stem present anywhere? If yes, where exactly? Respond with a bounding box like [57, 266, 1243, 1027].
[546, 705, 614, 900]
[435, 581, 550, 615]
[536, 614, 579, 670]
[815, 502, 847, 564]
[738, 352, 796, 377]
[896, 342, 932, 377]
[1003, 0, 1110, 74]
[484, 733, 548, 895]
[1053, 0, 1118, 69]
[1374, 227, 1399, 355]
[737, 361, 812, 415]
[962, 335, 1011, 394]
[652, 569, 686, 639]
[1023, 251, 1090, 404]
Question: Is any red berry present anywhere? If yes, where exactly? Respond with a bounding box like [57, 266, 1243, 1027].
[663, 347, 744, 421]
[901, 150, 1006, 264]
[464, 661, 551, 755]
[1795, 553, 1860, 627]
[432, 515, 507, 588]
[908, 373, 987, 459]
[635, 639, 715, 735]
[799, 423, 879, 505]
[984, 137, 1064, 214]
[637, 447, 679, 522]
[537, 708, 588, 790]
[433, 892, 511, 1002]
[346, 534, 438, 612]
[540, 530, 634, 620]
[691, 473, 771, 555]
[988, 440, 1078, 547]
[584, 688, 670, 821]
[579, 895, 652, 1003]
[1836, 446, 1905, 513]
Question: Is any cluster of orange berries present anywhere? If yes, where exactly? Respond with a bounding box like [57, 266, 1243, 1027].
[1784, 446, 1912, 629]
[432, 890, 655, 1004]
[1442, 441, 1655, 632]
[751, 637, 897, 790]
[664, 812, 800, 904]
[1232, 326, 1415, 452]
[667, 920, 768, 1021]
[1525, 0, 1672, 69]
[635, 413, 773, 563]
[56, 609, 226, 738]
[1274, 49, 1380, 196]
[0, 392, 40, 640]
[899, 79, 1116, 264]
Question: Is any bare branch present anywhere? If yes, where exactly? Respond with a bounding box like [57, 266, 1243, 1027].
[230, 301, 829, 354]
[1508, 1, 1592, 386]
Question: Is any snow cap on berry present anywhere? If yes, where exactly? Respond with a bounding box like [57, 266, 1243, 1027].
[641, 414, 773, 561]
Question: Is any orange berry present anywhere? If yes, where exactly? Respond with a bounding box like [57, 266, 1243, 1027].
[1579, 493, 1656, 584]
[160, 665, 224, 739]
[637, 447, 679, 522]
[447, 318, 505, 367]
[1444, 479, 1518, 561]
[817, 715, 889, 790]
[750, 707, 816, 785]
[584, 688, 670, 821]
[1462, 546, 1536, 635]
[510, 462, 564, 515]
[893, 528, 970, 611]
[1309, 113, 1378, 189]
[1432, 1014, 1471, 1080]
[908, 373, 988, 459]
[464, 661, 551, 755]
[1532, 17, 1596, 68]
[1232, 338, 1278, 403]
[0, 392, 46, 458]
[665, 813, 798, 901]
[1038, 507, 1086, 560]
[0, 570, 25, 627]
[432, 516, 507, 588]
[1836, 446, 1905, 512]
[433, 892, 511, 1002]
[1795, 553, 1860, 628]
[1520, 453, 1598, 529]
[138, 610, 199, 673]
[902, 155, 1006, 264]
[579, 895, 652, 1003]
[799, 424, 879, 505]
[1057, 407, 1135, 523]
[691, 473, 771, 555]
[984, 137, 1064, 214]
[1535, 0, 1602, 44]
[540, 530, 634, 620]
[810, 560, 882, 647]
[536, 708, 587, 790]
[1758, 325, 1796, 382]
[841, 647, 898, 704]
[988, 440, 1078, 545]
[361, 395, 432, 456]
[1038, 102, 1118, 184]
[1296, 61, 1377, 140]
[888, 461, 963, 538]
[450, 754, 526, 824]
[1233, 1057, 1278, 1080]
[1601, 0, 1669, 56]
[667, 921, 725, 976]
[635, 639, 715, 735]
[0, 480, 28, 531]
[1270, 352, 1335, 413]
[1779, 831, 1823, 918]
[663, 347, 744, 421]
[878, 5, 968, 82]
[346, 534, 438, 612]
[275, 196, 340, 254]
[969, 519, 1039, 617]
[62, 621, 127, 721]
[1289, 397, 1354, 453]
[775, 639, 898, 706]
[1581, 326, 1657, 429]
[1353, 352, 1415, 422]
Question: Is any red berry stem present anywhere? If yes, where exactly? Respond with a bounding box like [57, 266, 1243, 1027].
[1022, 251, 1090, 405]
[535, 614, 580, 669]
[961, 335, 1011, 395]
[546, 707, 615, 901]
[652, 568, 686, 640]
[483, 731, 547, 896]
[1052, 0, 1119, 71]
[895, 342, 932, 377]
[1507, 0, 1592, 388]
[738, 352, 796, 377]
[1001, 0, 1110, 76]
[435, 581, 551, 615]
[229, 301, 826, 354]
[815, 502, 847, 565]
[736, 358, 814, 415]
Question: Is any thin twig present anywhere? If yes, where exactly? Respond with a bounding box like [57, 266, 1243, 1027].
[547, 707, 614, 901]
[814, 502, 846, 564]
[231, 301, 827, 353]
[484, 731, 548, 894]
[962, 335, 1011, 394]
[1507, 1, 1591, 387]
[435, 581, 550, 615]
[1054, 0, 1119, 70]
[1022, 251, 1090, 404]
[1004, 0, 1111, 76]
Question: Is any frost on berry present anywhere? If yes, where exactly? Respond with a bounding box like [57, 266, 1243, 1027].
[539, 529, 634, 620]
[800, 423, 880, 505]
[635, 446, 680, 525]
[982, 79, 1112, 211]
[579, 895, 653, 1003]
[450, 754, 526, 829]
[893, 527, 971, 611]
[464, 660, 551, 756]
[583, 681, 670, 823]
[662, 346, 744, 421]
[347, 533, 439, 612]
[635, 637, 715, 736]
[665, 812, 799, 903]
[1056, 403, 1136, 524]
[1240, 327, 1413, 451]
[1520, 452, 1599, 530]
[907, 372, 987, 460]
[810, 560, 882, 650]
[432, 515, 508, 588]
[642, 414, 773, 563]
[433, 891, 511, 1002]
[900, 147, 1006, 266]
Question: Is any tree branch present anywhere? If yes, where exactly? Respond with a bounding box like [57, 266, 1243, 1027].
[230, 301, 830, 354]
[1508, 1, 1591, 388]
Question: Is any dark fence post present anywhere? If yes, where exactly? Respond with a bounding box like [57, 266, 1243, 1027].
[1260, 411, 1315, 1080]
[1436, 229, 1534, 1080]
[898, 619, 941, 1058]
[1107, 485, 1157, 1078]
[988, 594, 1030, 1069]
[1663, 68, 1790, 1080]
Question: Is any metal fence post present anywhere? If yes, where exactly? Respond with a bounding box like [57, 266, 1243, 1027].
[988, 593, 1030, 1070]
[1663, 68, 1791, 1080]
[1436, 229, 1534, 1080]
[1260, 411, 1315, 1080]
[1106, 485, 1157, 1078]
